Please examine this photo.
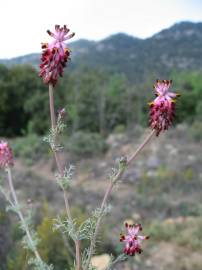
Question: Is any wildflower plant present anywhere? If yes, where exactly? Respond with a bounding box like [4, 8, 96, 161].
[0, 24, 181, 270]
[0, 142, 53, 270]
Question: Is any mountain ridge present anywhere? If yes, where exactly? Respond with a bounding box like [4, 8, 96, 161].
[1, 21, 202, 81]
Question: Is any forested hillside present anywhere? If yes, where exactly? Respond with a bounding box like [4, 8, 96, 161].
[1, 22, 202, 82]
[0, 63, 202, 137]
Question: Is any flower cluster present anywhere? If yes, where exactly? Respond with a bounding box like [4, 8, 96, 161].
[149, 79, 180, 136]
[0, 141, 14, 168]
[39, 25, 75, 86]
[120, 223, 149, 256]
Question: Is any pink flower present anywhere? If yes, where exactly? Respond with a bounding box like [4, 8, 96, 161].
[149, 79, 180, 136]
[39, 25, 75, 87]
[0, 141, 14, 168]
[58, 108, 66, 120]
[120, 223, 149, 256]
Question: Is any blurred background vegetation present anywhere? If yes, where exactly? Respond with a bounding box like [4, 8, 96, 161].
[0, 21, 202, 270]
[0, 64, 202, 137]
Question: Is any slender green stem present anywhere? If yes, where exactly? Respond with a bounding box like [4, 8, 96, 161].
[48, 84, 81, 270]
[49, 84, 73, 220]
[49, 84, 62, 172]
[6, 167, 43, 264]
[84, 130, 155, 270]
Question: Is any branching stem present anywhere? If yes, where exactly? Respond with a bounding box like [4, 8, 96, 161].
[84, 130, 155, 270]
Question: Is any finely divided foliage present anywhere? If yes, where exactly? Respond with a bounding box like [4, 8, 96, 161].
[0, 25, 180, 270]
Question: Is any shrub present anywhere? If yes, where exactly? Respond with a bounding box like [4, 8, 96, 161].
[65, 131, 108, 156]
[148, 217, 202, 251]
[11, 134, 49, 165]
[188, 121, 202, 141]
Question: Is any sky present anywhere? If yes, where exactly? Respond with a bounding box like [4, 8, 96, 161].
[0, 0, 202, 59]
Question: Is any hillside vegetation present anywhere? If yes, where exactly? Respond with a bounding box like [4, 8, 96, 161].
[1, 22, 202, 82]
[0, 125, 202, 269]
[0, 21, 202, 270]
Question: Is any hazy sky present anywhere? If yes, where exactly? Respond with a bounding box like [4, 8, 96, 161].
[1, 0, 202, 58]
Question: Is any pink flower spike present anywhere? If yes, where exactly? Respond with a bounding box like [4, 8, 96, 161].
[149, 79, 180, 136]
[0, 141, 14, 168]
[39, 25, 75, 87]
[120, 223, 149, 256]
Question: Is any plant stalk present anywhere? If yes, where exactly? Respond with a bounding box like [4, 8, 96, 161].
[48, 84, 81, 270]
[84, 130, 155, 270]
[6, 167, 43, 264]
